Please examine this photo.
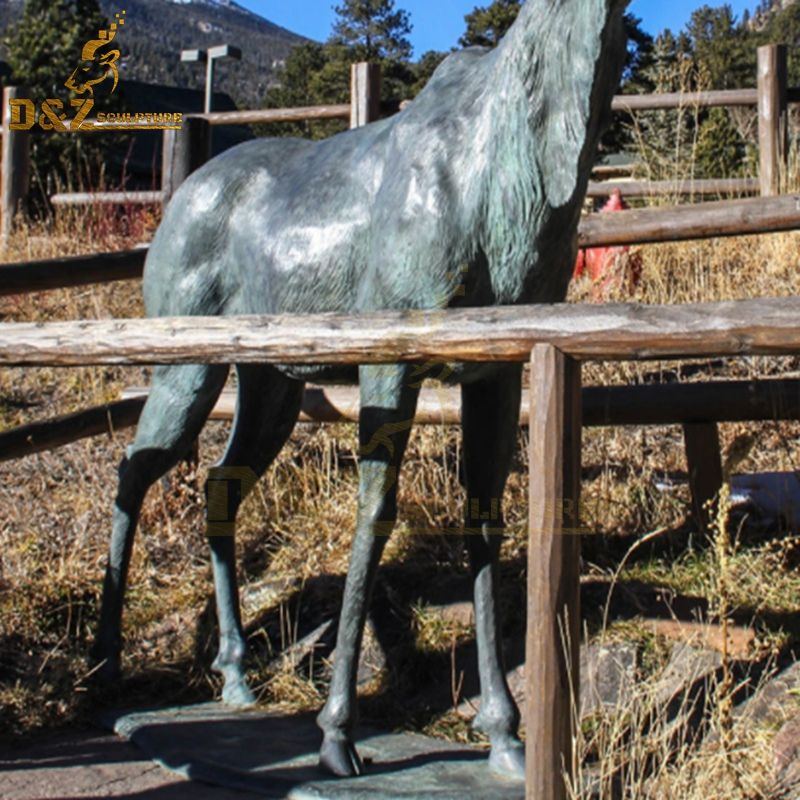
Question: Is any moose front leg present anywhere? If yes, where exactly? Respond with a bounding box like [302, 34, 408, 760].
[317, 364, 419, 777]
[462, 365, 526, 780]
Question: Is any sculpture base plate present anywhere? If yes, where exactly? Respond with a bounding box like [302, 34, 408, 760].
[104, 704, 524, 799]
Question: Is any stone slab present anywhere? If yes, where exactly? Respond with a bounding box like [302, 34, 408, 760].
[0, 729, 262, 799]
[105, 704, 524, 800]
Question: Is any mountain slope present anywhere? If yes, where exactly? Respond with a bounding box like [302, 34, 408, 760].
[0, 0, 308, 110]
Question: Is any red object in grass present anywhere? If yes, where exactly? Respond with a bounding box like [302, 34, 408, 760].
[574, 189, 642, 299]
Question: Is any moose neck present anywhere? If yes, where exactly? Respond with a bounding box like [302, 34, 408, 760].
[475, 0, 624, 303]
[494, 0, 615, 113]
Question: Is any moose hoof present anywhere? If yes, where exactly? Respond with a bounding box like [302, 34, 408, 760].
[221, 675, 256, 707]
[488, 740, 526, 780]
[319, 736, 364, 777]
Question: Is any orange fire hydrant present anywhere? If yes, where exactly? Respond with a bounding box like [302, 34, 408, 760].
[574, 189, 642, 300]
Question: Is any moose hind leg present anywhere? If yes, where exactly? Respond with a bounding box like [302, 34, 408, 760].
[93, 363, 228, 683]
[207, 364, 304, 706]
[317, 364, 419, 777]
[462, 366, 525, 779]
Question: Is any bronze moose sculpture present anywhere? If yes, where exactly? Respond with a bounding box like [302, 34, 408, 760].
[93, 0, 627, 779]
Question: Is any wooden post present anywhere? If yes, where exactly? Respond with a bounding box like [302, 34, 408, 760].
[758, 44, 788, 197]
[161, 117, 211, 206]
[526, 344, 582, 800]
[2, 86, 31, 238]
[682, 422, 723, 532]
[350, 62, 382, 129]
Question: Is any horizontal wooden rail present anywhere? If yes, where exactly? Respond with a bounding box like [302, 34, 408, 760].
[191, 87, 800, 128]
[50, 191, 164, 206]
[5, 377, 798, 463]
[127, 377, 800, 427]
[0, 398, 145, 461]
[578, 194, 800, 247]
[591, 165, 635, 179]
[0, 249, 146, 296]
[4, 195, 800, 296]
[191, 104, 353, 126]
[611, 86, 800, 112]
[586, 178, 759, 198]
[2, 298, 800, 366]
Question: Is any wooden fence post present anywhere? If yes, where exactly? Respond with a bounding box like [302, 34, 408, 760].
[526, 344, 582, 800]
[161, 117, 211, 207]
[758, 44, 788, 197]
[350, 62, 382, 129]
[2, 86, 31, 238]
[682, 422, 723, 531]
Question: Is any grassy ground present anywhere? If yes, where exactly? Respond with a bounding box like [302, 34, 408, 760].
[1, 198, 799, 798]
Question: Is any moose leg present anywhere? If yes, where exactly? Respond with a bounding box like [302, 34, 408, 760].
[93, 363, 229, 682]
[318, 364, 419, 777]
[462, 365, 525, 779]
[207, 364, 304, 706]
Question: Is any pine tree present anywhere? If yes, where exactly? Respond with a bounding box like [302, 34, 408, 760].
[459, 0, 519, 48]
[6, 0, 108, 100]
[631, 30, 700, 181]
[5, 0, 125, 205]
[262, 0, 415, 140]
[330, 0, 413, 62]
[409, 50, 448, 97]
[695, 106, 749, 178]
[685, 4, 754, 90]
[257, 42, 330, 139]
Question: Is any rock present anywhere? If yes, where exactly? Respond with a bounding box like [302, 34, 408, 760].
[241, 576, 296, 617]
[275, 619, 334, 670]
[654, 642, 722, 707]
[458, 641, 637, 720]
[647, 619, 755, 660]
[775, 714, 800, 794]
[356, 618, 388, 687]
[329, 618, 388, 689]
[580, 641, 637, 717]
[738, 660, 800, 730]
[427, 601, 475, 628]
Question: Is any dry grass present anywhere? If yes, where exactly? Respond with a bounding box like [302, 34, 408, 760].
[0, 195, 799, 799]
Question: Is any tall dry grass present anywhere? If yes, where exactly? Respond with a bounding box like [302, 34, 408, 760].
[0, 179, 798, 799]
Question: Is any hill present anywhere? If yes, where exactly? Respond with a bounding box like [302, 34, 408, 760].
[0, 0, 308, 111]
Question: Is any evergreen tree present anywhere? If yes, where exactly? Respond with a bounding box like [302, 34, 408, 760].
[695, 106, 749, 178]
[685, 4, 753, 90]
[459, 1, 653, 94]
[330, 0, 413, 61]
[763, 2, 800, 86]
[5, 0, 125, 206]
[409, 50, 448, 97]
[257, 42, 330, 139]
[6, 0, 107, 100]
[621, 13, 655, 88]
[261, 0, 414, 140]
[630, 30, 700, 181]
[456, 2, 652, 155]
[459, 0, 519, 48]
[686, 6, 752, 177]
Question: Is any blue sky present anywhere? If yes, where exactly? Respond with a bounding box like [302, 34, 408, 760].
[242, 1, 756, 57]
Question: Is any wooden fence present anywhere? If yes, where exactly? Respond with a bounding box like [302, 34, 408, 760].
[1, 44, 797, 222]
[4, 192, 800, 296]
[2, 297, 800, 799]
[2, 42, 800, 800]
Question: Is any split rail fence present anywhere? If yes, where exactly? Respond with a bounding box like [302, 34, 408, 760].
[2, 299, 800, 800]
[3, 46, 800, 800]
[0, 43, 796, 226]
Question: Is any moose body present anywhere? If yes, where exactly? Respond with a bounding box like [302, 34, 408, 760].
[94, 0, 627, 780]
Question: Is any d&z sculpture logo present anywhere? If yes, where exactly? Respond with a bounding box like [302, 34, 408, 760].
[9, 10, 183, 132]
